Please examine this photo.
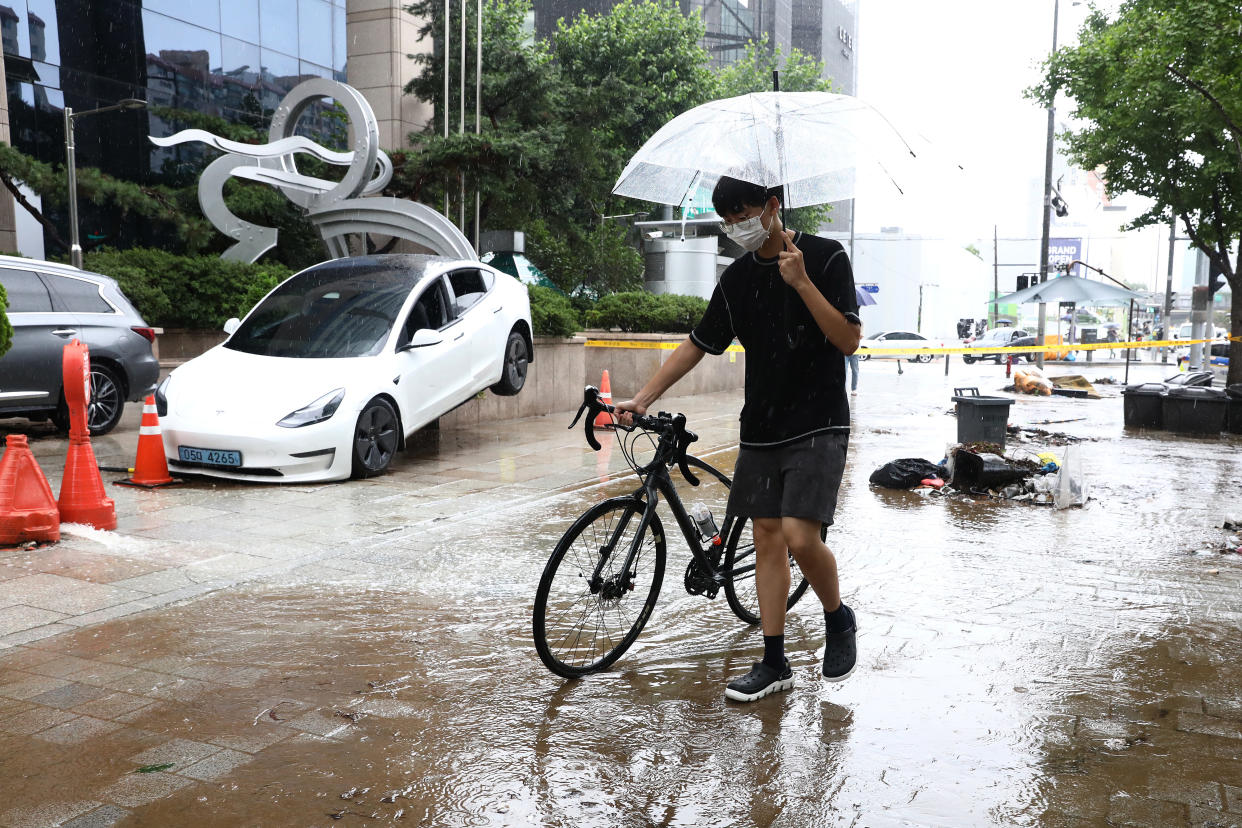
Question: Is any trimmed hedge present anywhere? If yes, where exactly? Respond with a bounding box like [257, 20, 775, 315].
[586, 291, 709, 333]
[528, 285, 580, 338]
[83, 248, 291, 329]
[0, 282, 11, 358]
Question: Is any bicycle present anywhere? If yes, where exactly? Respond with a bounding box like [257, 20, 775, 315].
[532, 386, 816, 679]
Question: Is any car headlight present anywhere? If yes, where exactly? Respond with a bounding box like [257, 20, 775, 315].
[155, 375, 172, 417]
[277, 388, 346, 428]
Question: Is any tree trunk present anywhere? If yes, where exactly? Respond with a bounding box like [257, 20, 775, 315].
[1230, 286, 1241, 388]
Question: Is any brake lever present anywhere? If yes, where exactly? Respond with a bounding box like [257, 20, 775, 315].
[584, 411, 601, 451]
[569, 385, 603, 451]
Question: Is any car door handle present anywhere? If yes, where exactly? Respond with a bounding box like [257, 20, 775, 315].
[492, 306, 502, 314]
[52, 329, 78, 337]
[454, 332, 465, 340]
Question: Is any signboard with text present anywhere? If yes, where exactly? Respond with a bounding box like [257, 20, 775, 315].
[1048, 237, 1082, 276]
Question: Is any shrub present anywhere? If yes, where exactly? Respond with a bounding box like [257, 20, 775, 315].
[0, 282, 12, 359]
[83, 248, 290, 328]
[528, 285, 581, 338]
[585, 291, 708, 333]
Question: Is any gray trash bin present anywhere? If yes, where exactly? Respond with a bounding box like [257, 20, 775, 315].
[952, 387, 1014, 447]
[1162, 386, 1229, 435]
[1122, 382, 1166, 429]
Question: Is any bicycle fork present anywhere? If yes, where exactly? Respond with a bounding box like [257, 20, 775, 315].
[588, 497, 657, 599]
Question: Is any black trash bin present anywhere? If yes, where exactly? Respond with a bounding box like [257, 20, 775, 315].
[1162, 386, 1229, 435]
[952, 387, 1014, 448]
[1227, 384, 1242, 435]
[1122, 382, 1166, 429]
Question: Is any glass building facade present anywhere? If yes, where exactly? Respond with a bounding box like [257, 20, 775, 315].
[1, 0, 346, 184]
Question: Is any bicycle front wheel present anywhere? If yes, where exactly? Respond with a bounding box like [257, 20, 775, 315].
[721, 515, 813, 625]
[533, 497, 667, 678]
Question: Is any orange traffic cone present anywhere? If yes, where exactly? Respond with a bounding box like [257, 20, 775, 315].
[59, 432, 116, 531]
[116, 396, 178, 488]
[594, 370, 615, 429]
[0, 434, 60, 546]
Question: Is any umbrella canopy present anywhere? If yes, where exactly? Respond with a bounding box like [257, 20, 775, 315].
[992, 275, 1143, 307]
[856, 286, 877, 306]
[613, 92, 916, 209]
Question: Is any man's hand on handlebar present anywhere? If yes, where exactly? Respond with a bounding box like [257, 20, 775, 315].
[612, 398, 647, 428]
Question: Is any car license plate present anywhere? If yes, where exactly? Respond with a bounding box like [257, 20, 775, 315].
[178, 446, 242, 467]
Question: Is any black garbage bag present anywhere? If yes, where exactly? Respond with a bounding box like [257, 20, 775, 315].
[952, 450, 1030, 491]
[869, 458, 945, 489]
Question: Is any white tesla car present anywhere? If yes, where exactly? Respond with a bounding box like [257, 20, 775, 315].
[157, 255, 533, 483]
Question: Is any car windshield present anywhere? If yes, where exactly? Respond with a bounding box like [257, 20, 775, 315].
[226, 262, 419, 358]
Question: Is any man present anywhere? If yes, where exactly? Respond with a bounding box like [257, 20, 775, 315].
[615, 176, 862, 703]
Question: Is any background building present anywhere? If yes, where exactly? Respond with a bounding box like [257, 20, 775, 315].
[0, 0, 430, 256]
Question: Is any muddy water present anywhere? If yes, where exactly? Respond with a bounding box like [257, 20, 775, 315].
[5, 361, 1242, 826]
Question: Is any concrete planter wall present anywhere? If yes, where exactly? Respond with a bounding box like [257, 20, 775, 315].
[152, 329, 745, 429]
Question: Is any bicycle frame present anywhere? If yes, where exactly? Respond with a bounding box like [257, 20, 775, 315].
[586, 441, 746, 596]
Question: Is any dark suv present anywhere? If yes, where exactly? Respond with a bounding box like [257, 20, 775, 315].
[0, 257, 159, 434]
[962, 327, 1037, 364]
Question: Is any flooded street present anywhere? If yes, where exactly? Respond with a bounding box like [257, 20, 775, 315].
[2, 359, 1241, 827]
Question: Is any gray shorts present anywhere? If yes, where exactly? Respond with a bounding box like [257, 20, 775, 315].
[726, 432, 849, 527]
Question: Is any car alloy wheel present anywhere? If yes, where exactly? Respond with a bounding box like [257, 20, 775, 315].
[56, 363, 125, 436]
[351, 397, 399, 479]
[492, 330, 529, 396]
[917, 353, 934, 364]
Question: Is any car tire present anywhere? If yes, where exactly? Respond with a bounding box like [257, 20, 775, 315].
[491, 330, 529, 396]
[858, 353, 870, 361]
[351, 397, 399, 479]
[917, 353, 934, 364]
[962, 355, 976, 365]
[1025, 353, 1037, 363]
[53, 363, 126, 436]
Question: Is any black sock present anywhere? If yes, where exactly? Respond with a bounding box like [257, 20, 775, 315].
[762, 634, 785, 671]
[825, 603, 853, 634]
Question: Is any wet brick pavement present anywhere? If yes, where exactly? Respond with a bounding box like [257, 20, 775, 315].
[0, 358, 1240, 827]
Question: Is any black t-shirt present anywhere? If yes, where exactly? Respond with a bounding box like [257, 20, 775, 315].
[689, 232, 859, 449]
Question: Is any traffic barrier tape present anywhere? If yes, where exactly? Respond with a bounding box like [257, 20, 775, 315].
[585, 337, 1230, 356]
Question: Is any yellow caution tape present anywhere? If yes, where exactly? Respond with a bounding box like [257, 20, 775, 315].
[585, 339, 743, 353]
[585, 337, 1232, 356]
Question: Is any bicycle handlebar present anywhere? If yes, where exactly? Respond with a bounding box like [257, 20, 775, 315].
[568, 386, 700, 485]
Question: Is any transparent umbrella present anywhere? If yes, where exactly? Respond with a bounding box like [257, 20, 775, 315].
[613, 92, 918, 209]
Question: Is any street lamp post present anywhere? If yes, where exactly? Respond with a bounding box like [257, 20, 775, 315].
[1035, 0, 1064, 369]
[63, 98, 146, 269]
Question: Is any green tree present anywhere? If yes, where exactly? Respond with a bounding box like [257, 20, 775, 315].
[1031, 0, 1242, 383]
[400, 0, 716, 262]
[400, 0, 568, 227]
[0, 282, 12, 359]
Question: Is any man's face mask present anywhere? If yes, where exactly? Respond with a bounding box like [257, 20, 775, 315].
[723, 207, 772, 252]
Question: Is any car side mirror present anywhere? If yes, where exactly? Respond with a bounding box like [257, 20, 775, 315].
[223, 317, 240, 335]
[398, 328, 444, 351]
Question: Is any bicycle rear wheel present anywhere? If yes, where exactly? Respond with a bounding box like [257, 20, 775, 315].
[721, 515, 813, 625]
[533, 496, 666, 678]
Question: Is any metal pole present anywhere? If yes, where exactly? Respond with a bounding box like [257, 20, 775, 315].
[1036, 0, 1061, 369]
[991, 224, 999, 327]
[1124, 297, 1133, 384]
[1162, 217, 1175, 363]
[474, 0, 481, 252]
[64, 108, 83, 269]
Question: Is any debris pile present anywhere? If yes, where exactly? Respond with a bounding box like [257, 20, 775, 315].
[869, 443, 1088, 509]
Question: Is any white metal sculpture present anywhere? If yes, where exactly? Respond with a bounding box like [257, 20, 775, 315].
[150, 79, 475, 262]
